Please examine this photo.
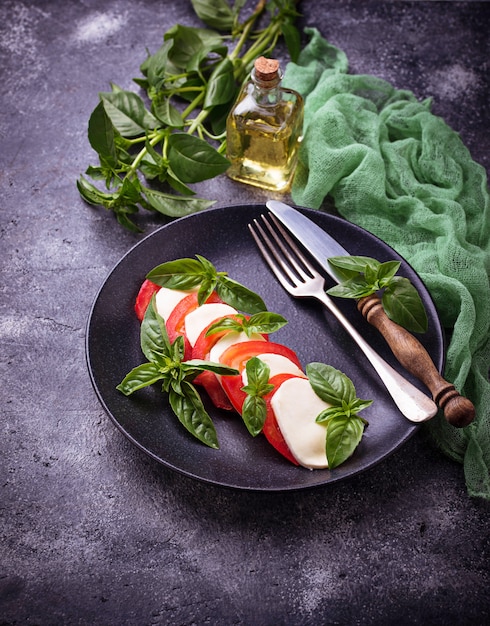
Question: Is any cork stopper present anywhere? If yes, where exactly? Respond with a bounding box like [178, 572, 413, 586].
[254, 56, 280, 82]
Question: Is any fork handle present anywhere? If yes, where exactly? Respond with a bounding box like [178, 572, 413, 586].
[357, 294, 475, 428]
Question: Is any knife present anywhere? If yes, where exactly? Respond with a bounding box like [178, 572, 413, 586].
[266, 200, 475, 428]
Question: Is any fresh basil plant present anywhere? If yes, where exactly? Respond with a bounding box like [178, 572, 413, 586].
[78, 0, 301, 231]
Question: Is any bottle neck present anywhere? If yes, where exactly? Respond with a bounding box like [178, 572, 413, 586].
[251, 67, 283, 104]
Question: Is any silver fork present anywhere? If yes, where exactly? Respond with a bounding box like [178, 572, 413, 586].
[248, 212, 438, 423]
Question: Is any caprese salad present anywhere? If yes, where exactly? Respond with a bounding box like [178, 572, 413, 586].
[117, 256, 372, 470]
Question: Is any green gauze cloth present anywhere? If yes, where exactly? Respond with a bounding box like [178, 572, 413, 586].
[284, 28, 490, 499]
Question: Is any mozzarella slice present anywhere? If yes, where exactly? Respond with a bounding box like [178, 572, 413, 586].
[155, 287, 195, 321]
[209, 332, 266, 364]
[271, 377, 331, 469]
[241, 353, 304, 384]
[184, 303, 237, 347]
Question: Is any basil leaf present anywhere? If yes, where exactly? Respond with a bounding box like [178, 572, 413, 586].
[191, 0, 235, 31]
[196, 254, 216, 276]
[115, 210, 142, 233]
[140, 296, 171, 361]
[164, 25, 203, 70]
[241, 395, 267, 437]
[182, 359, 239, 377]
[99, 90, 158, 137]
[207, 100, 232, 136]
[206, 316, 244, 336]
[377, 260, 401, 286]
[165, 25, 225, 72]
[243, 312, 287, 336]
[205, 311, 286, 338]
[326, 277, 376, 299]
[351, 398, 373, 415]
[382, 276, 428, 333]
[88, 101, 118, 167]
[143, 136, 165, 169]
[169, 381, 219, 448]
[152, 93, 184, 128]
[326, 415, 365, 469]
[241, 357, 274, 397]
[116, 362, 163, 395]
[204, 58, 237, 109]
[77, 175, 116, 206]
[172, 335, 186, 362]
[364, 263, 378, 287]
[325, 283, 360, 299]
[306, 363, 356, 406]
[165, 169, 196, 196]
[197, 276, 217, 306]
[328, 255, 380, 276]
[84, 165, 112, 183]
[168, 133, 230, 183]
[79, 173, 144, 232]
[146, 258, 206, 289]
[316, 406, 345, 424]
[143, 187, 214, 217]
[281, 21, 301, 63]
[138, 158, 160, 181]
[119, 175, 143, 204]
[327, 255, 428, 333]
[307, 362, 371, 470]
[316, 398, 372, 423]
[141, 40, 179, 90]
[216, 275, 267, 313]
[240, 357, 273, 436]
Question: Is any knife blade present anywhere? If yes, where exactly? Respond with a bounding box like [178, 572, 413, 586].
[266, 200, 348, 283]
[266, 199, 475, 428]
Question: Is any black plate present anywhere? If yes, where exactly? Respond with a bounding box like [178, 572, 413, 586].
[86, 204, 444, 491]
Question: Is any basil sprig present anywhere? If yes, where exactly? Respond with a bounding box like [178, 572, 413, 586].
[307, 363, 371, 469]
[240, 357, 274, 437]
[78, 0, 301, 231]
[146, 255, 267, 313]
[116, 296, 238, 448]
[205, 312, 287, 337]
[327, 256, 428, 333]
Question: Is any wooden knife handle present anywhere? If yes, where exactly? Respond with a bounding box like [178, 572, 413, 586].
[357, 294, 475, 428]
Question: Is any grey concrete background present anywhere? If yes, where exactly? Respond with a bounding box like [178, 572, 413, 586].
[1, 1, 489, 624]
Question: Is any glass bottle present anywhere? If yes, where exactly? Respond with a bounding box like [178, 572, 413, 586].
[226, 56, 304, 192]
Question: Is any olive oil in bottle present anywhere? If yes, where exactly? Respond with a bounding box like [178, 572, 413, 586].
[226, 57, 304, 192]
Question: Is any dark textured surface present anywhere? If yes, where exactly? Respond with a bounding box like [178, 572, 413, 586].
[1, 1, 489, 625]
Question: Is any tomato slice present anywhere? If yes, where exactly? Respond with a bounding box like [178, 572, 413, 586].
[219, 340, 302, 373]
[263, 373, 303, 465]
[219, 341, 303, 415]
[134, 279, 161, 322]
[192, 314, 250, 361]
[193, 314, 265, 412]
[192, 314, 270, 363]
[194, 370, 234, 411]
[165, 291, 223, 360]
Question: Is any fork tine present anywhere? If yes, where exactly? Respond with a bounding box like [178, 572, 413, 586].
[249, 212, 324, 288]
[248, 218, 297, 291]
[264, 213, 318, 280]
